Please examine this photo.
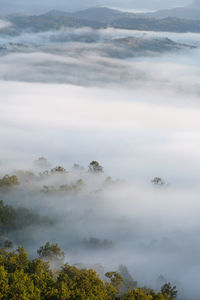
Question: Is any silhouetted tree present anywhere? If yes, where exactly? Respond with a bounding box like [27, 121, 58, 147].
[37, 242, 65, 266]
[89, 161, 103, 173]
[105, 271, 123, 292]
[151, 177, 165, 186]
[51, 166, 67, 174]
[161, 282, 177, 299]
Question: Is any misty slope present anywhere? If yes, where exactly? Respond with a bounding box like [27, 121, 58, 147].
[0, 34, 193, 58]
[0, 155, 199, 299]
[0, 246, 175, 299]
[141, 0, 200, 20]
[71, 7, 134, 22]
[0, 3, 200, 300]
[2, 8, 200, 34]
[143, 7, 200, 20]
[0, 28, 194, 86]
[8, 14, 104, 32]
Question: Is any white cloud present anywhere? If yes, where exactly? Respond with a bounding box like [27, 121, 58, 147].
[0, 27, 200, 299]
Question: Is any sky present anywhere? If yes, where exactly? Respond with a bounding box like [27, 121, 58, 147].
[0, 0, 192, 15]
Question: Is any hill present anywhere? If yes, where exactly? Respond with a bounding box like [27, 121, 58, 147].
[1, 7, 200, 34]
[142, 0, 200, 20]
[143, 6, 200, 20]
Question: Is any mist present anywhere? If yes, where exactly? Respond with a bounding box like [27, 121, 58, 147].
[0, 17, 200, 300]
[0, 19, 11, 29]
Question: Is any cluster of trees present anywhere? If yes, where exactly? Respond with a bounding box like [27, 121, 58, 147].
[1, 159, 167, 194]
[0, 200, 52, 249]
[0, 245, 177, 299]
[0, 158, 173, 299]
[0, 159, 167, 198]
[83, 237, 114, 250]
[42, 179, 86, 195]
[0, 160, 105, 193]
[0, 175, 19, 190]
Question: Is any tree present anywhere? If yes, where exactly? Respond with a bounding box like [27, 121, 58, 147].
[89, 161, 103, 173]
[105, 271, 123, 293]
[151, 177, 165, 186]
[118, 265, 137, 292]
[51, 166, 67, 174]
[42, 185, 57, 194]
[121, 288, 170, 300]
[0, 246, 179, 300]
[0, 174, 19, 190]
[161, 282, 177, 300]
[8, 269, 40, 299]
[0, 266, 9, 299]
[37, 242, 65, 268]
[57, 264, 116, 300]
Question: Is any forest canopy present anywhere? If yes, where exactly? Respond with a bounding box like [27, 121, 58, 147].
[0, 246, 177, 300]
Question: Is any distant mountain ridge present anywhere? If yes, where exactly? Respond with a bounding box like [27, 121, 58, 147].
[142, 0, 200, 20]
[1, 7, 200, 34]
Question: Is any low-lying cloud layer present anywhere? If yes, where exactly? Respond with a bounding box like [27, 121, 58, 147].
[0, 19, 11, 29]
[0, 26, 200, 299]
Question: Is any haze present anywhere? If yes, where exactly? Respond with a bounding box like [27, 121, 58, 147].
[0, 2, 200, 300]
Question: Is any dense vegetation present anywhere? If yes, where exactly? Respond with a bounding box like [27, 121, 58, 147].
[0, 200, 53, 249]
[0, 246, 177, 299]
[0, 158, 173, 299]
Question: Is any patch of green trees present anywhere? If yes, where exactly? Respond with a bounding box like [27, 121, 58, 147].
[0, 246, 177, 300]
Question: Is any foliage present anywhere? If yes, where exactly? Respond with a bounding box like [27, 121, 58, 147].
[151, 177, 165, 186]
[0, 175, 19, 190]
[51, 166, 67, 174]
[161, 283, 177, 300]
[105, 271, 123, 292]
[118, 265, 137, 293]
[0, 247, 116, 300]
[0, 246, 178, 299]
[0, 200, 52, 247]
[121, 288, 170, 300]
[42, 179, 86, 194]
[0, 159, 179, 299]
[37, 242, 65, 264]
[89, 161, 104, 173]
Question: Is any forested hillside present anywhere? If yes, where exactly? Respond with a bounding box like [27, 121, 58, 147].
[0, 246, 177, 299]
[0, 158, 177, 299]
[1, 8, 200, 34]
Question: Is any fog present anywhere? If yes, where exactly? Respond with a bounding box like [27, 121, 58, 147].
[0, 19, 11, 29]
[0, 25, 200, 299]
